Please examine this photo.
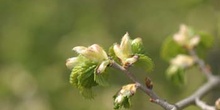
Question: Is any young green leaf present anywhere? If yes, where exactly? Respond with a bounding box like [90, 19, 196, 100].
[166, 67, 185, 86]
[131, 37, 144, 54]
[77, 65, 97, 88]
[134, 54, 154, 72]
[113, 84, 137, 109]
[161, 36, 187, 61]
[108, 46, 120, 62]
[70, 70, 79, 87]
[113, 95, 131, 109]
[70, 63, 98, 98]
[94, 72, 109, 87]
[198, 32, 213, 48]
[79, 88, 95, 99]
[196, 32, 214, 58]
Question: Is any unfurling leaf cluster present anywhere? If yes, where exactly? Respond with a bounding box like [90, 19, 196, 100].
[66, 32, 154, 109]
[67, 44, 110, 98]
[161, 24, 213, 85]
[113, 84, 137, 109]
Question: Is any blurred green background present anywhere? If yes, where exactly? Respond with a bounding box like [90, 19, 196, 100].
[0, 0, 220, 110]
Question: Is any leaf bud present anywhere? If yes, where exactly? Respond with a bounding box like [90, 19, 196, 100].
[170, 54, 194, 68]
[113, 84, 138, 109]
[124, 55, 139, 67]
[66, 57, 79, 69]
[96, 60, 110, 74]
[73, 44, 108, 63]
[145, 77, 153, 89]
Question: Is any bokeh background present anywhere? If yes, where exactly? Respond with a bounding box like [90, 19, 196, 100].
[0, 0, 220, 110]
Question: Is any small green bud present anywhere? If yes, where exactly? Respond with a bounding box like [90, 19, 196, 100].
[132, 37, 142, 45]
[131, 37, 144, 54]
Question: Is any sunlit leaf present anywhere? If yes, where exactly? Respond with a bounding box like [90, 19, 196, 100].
[69, 60, 98, 98]
[70, 70, 79, 87]
[134, 54, 154, 72]
[77, 65, 97, 88]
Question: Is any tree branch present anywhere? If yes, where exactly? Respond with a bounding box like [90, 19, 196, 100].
[174, 49, 220, 109]
[195, 98, 216, 110]
[110, 61, 176, 110]
[175, 76, 220, 109]
[188, 49, 213, 79]
[109, 49, 220, 110]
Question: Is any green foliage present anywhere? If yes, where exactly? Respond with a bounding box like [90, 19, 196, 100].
[113, 96, 131, 109]
[109, 46, 120, 62]
[134, 54, 154, 72]
[166, 67, 185, 85]
[80, 88, 95, 99]
[161, 36, 187, 61]
[94, 69, 109, 86]
[70, 64, 97, 98]
[113, 92, 132, 109]
[77, 65, 97, 88]
[196, 32, 214, 58]
[131, 40, 144, 54]
[67, 23, 214, 109]
[69, 55, 111, 98]
[199, 32, 213, 48]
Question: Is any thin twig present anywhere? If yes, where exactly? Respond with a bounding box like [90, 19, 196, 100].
[175, 76, 220, 109]
[195, 98, 215, 110]
[110, 61, 176, 110]
[174, 49, 220, 109]
[109, 49, 220, 110]
[188, 49, 213, 79]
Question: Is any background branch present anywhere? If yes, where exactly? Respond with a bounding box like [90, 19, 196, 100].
[188, 49, 213, 79]
[175, 76, 220, 109]
[174, 49, 220, 109]
[195, 98, 215, 110]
